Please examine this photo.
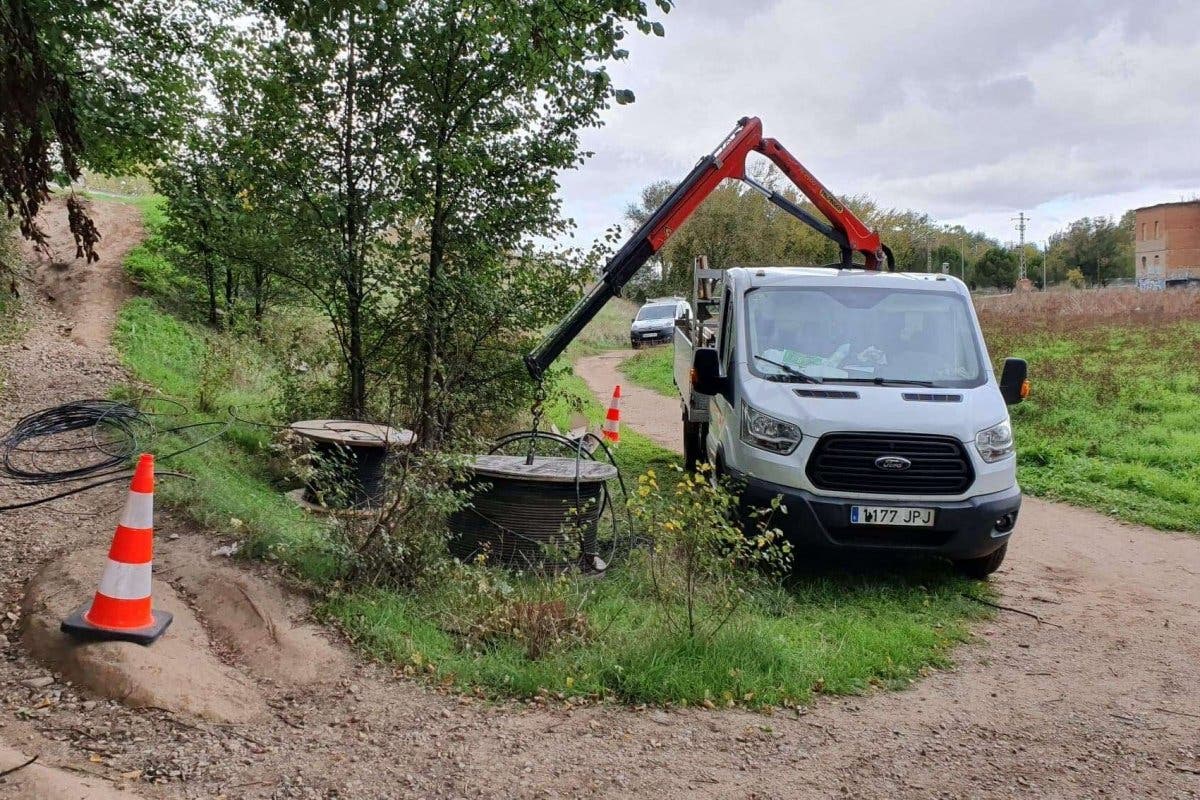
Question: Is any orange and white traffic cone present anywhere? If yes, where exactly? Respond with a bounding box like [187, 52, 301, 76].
[61, 453, 172, 645]
[601, 385, 621, 445]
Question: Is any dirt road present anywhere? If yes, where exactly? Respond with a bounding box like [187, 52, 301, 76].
[577, 348, 1200, 799]
[0, 205, 1197, 799]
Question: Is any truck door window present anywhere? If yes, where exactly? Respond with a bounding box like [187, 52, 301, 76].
[718, 289, 734, 372]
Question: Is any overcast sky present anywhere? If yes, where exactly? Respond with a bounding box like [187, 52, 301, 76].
[557, 0, 1200, 251]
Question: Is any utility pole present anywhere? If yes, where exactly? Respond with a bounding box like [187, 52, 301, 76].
[959, 232, 966, 280]
[1043, 239, 1049, 290]
[1012, 212, 1029, 281]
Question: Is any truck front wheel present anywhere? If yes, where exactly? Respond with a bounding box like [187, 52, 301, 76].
[952, 543, 1008, 580]
[682, 412, 708, 473]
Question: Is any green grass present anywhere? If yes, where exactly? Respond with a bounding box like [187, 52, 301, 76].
[542, 365, 678, 480]
[989, 322, 1200, 532]
[114, 298, 340, 582]
[327, 561, 988, 707]
[115, 297, 987, 708]
[561, 296, 638, 361]
[619, 345, 675, 397]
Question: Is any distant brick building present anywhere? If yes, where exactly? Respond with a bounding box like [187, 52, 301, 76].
[1134, 201, 1200, 288]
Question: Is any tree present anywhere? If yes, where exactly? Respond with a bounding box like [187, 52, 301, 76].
[228, 1, 671, 431]
[973, 247, 1019, 290]
[390, 0, 673, 444]
[1046, 216, 1133, 286]
[1, 0, 218, 259]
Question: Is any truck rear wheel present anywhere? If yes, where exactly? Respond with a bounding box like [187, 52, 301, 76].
[682, 412, 708, 473]
[952, 543, 1008, 580]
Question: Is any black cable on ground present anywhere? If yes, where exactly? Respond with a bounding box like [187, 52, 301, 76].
[0, 399, 224, 512]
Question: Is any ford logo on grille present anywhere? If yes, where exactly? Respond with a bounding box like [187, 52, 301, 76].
[874, 456, 912, 471]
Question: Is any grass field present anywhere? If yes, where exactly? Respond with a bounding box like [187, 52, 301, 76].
[980, 289, 1200, 532]
[616, 287, 1200, 533]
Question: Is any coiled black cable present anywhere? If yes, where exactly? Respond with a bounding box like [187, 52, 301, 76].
[0, 399, 223, 512]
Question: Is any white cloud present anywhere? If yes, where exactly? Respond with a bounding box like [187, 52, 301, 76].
[558, 0, 1200, 248]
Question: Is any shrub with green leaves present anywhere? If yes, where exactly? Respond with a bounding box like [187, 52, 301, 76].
[628, 464, 792, 641]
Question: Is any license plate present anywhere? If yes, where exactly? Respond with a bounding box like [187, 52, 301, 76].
[641, 332, 658, 339]
[850, 505, 936, 527]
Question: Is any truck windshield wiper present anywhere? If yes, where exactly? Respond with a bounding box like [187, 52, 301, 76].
[753, 354, 823, 383]
[838, 377, 940, 387]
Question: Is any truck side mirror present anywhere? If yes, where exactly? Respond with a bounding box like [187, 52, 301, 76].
[691, 348, 726, 396]
[999, 358, 1028, 405]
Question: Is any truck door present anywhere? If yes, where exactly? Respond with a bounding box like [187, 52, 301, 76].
[709, 286, 736, 461]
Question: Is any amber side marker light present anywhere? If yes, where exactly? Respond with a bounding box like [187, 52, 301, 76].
[690, 368, 699, 388]
[1020, 379, 1031, 399]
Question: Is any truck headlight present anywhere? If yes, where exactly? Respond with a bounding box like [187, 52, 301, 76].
[741, 404, 801, 455]
[975, 420, 1014, 462]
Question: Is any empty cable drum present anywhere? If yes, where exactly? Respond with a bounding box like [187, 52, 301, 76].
[448, 455, 617, 570]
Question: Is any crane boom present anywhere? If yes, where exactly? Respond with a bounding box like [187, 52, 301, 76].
[525, 116, 891, 380]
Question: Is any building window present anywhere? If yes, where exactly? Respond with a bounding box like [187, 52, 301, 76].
[1141, 222, 1146, 240]
[1142, 256, 1147, 272]
[1154, 220, 1160, 238]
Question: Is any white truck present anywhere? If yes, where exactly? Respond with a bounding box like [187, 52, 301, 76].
[675, 263, 1026, 578]
[525, 117, 1027, 577]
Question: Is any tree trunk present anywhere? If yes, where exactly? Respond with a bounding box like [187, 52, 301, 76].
[201, 242, 218, 328]
[341, 14, 366, 420]
[224, 263, 235, 320]
[347, 290, 365, 419]
[418, 154, 447, 448]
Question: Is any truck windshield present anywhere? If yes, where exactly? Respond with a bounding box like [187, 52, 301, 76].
[636, 305, 676, 321]
[745, 286, 985, 387]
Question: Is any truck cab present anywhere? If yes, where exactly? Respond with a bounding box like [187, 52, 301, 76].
[675, 266, 1027, 578]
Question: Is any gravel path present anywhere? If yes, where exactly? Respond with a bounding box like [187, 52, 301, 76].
[0, 205, 1197, 799]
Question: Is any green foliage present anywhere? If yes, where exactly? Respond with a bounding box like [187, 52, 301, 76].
[1046, 215, 1133, 286]
[1066, 268, 1085, 289]
[1, 0, 218, 254]
[172, 0, 673, 427]
[619, 345, 675, 396]
[986, 321, 1200, 532]
[973, 247, 1019, 289]
[630, 464, 791, 640]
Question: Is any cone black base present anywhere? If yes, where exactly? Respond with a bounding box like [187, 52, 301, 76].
[60, 605, 173, 646]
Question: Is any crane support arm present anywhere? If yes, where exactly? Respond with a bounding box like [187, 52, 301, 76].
[524, 116, 887, 380]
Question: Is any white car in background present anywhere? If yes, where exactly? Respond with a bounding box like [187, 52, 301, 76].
[630, 297, 689, 348]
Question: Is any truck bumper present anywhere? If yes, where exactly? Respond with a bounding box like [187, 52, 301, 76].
[728, 468, 1021, 561]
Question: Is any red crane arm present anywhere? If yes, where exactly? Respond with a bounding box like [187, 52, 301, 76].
[755, 136, 885, 269]
[525, 116, 888, 379]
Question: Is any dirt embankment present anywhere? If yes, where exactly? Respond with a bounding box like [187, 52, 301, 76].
[0, 201, 1197, 799]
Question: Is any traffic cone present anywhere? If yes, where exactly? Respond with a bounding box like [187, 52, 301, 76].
[601, 385, 621, 445]
[61, 454, 172, 645]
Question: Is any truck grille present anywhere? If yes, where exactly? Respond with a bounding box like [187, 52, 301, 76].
[806, 433, 974, 495]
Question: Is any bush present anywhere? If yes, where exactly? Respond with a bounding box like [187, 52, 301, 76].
[629, 464, 791, 641]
